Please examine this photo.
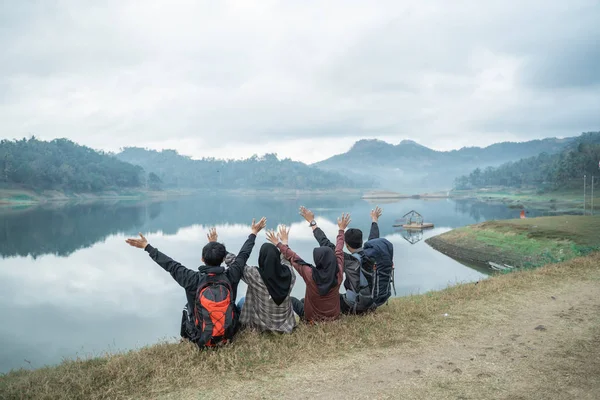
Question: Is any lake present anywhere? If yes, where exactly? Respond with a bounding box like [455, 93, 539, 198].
[0, 194, 545, 373]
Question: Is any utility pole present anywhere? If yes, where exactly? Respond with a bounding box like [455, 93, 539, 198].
[592, 176, 595, 216]
[583, 174, 587, 215]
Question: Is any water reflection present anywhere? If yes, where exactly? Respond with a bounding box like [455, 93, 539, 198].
[0, 196, 541, 260]
[0, 195, 535, 373]
[398, 229, 424, 244]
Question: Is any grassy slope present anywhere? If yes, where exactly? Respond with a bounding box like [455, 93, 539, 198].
[2, 216, 600, 399]
[427, 215, 600, 267]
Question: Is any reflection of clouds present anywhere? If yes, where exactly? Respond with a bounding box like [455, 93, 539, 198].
[0, 200, 497, 373]
[1, 221, 345, 315]
[0, 236, 177, 315]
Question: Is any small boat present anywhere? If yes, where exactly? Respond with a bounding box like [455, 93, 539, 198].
[393, 210, 434, 229]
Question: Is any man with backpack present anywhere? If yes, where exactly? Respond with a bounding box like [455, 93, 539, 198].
[125, 217, 267, 348]
[299, 206, 393, 314]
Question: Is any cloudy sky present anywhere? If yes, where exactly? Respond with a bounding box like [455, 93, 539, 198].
[1, 1, 599, 163]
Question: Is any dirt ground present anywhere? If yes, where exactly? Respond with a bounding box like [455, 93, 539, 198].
[173, 279, 600, 400]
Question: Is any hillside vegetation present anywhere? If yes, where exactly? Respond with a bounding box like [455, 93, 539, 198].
[0, 138, 362, 196]
[0, 138, 144, 192]
[455, 132, 600, 191]
[116, 148, 360, 190]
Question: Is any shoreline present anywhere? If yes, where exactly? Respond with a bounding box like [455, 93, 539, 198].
[426, 215, 600, 269]
[449, 187, 599, 213]
[0, 188, 364, 206]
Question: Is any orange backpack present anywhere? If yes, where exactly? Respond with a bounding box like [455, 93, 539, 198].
[193, 274, 237, 347]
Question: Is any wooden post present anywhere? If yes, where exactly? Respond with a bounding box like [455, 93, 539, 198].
[584, 175, 587, 215]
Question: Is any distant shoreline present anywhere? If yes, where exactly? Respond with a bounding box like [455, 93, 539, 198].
[361, 190, 451, 200]
[0, 187, 364, 205]
[0, 188, 196, 205]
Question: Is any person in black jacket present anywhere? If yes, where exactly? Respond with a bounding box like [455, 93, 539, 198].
[299, 206, 382, 314]
[125, 217, 267, 341]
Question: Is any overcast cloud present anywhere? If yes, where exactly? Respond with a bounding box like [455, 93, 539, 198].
[1, 0, 599, 163]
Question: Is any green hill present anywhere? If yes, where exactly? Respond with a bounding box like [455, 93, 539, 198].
[116, 148, 361, 190]
[0, 138, 144, 192]
[454, 132, 600, 190]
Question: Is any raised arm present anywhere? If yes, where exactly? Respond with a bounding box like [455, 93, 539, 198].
[267, 225, 312, 282]
[227, 217, 266, 286]
[368, 206, 382, 240]
[337, 213, 351, 277]
[126, 233, 197, 290]
[299, 206, 335, 249]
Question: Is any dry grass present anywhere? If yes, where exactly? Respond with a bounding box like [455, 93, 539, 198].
[2, 250, 600, 400]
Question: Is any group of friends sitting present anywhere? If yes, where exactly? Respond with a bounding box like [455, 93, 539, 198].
[125, 206, 394, 348]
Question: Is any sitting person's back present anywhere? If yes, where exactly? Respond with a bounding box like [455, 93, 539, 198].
[296, 245, 343, 320]
[229, 243, 297, 333]
[267, 214, 349, 322]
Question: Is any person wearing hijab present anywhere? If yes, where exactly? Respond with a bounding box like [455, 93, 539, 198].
[266, 213, 350, 322]
[225, 239, 296, 333]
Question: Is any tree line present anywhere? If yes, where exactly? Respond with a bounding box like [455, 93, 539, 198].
[454, 132, 600, 191]
[0, 137, 144, 192]
[116, 147, 359, 190]
[0, 137, 358, 193]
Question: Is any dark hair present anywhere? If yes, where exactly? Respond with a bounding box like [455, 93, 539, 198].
[344, 228, 363, 249]
[202, 242, 227, 266]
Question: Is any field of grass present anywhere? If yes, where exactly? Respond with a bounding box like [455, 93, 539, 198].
[427, 215, 600, 268]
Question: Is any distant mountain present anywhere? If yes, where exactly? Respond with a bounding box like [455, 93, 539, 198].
[455, 132, 600, 191]
[116, 148, 361, 190]
[313, 135, 575, 192]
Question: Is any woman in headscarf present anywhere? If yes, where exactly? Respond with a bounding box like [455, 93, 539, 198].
[224, 234, 296, 333]
[266, 213, 350, 322]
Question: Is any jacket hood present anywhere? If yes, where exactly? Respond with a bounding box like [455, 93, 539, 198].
[198, 265, 226, 274]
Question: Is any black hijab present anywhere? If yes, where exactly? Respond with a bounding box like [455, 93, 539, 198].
[311, 246, 338, 296]
[258, 243, 292, 306]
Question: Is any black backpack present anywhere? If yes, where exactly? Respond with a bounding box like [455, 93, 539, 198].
[192, 273, 238, 348]
[363, 238, 394, 307]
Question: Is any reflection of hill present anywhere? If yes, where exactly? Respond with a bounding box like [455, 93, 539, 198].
[0, 195, 545, 259]
[0, 203, 152, 258]
[131, 194, 362, 235]
[0, 195, 362, 258]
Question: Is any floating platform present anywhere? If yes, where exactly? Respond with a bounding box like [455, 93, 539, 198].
[393, 223, 435, 229]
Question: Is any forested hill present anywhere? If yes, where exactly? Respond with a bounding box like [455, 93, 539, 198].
[0, 138, 144, 192]
[314, 136, 573, 192]
[116, 148, 360, 189]
[455, 132, 600, 190]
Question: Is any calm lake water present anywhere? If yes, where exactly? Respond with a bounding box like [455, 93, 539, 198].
[0, 194, 545, 373]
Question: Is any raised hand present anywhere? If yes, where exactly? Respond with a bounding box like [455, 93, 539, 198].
[278, 224, 290, 245]
[265, 230, 280, 245]
[371, 206, 383, 222]
[207, 228, 218, 243]
[299, 206, 315, 223]
[251, 217, 267, 235]
[337, 213, 351, 230]
[125, 233, 148, 249]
